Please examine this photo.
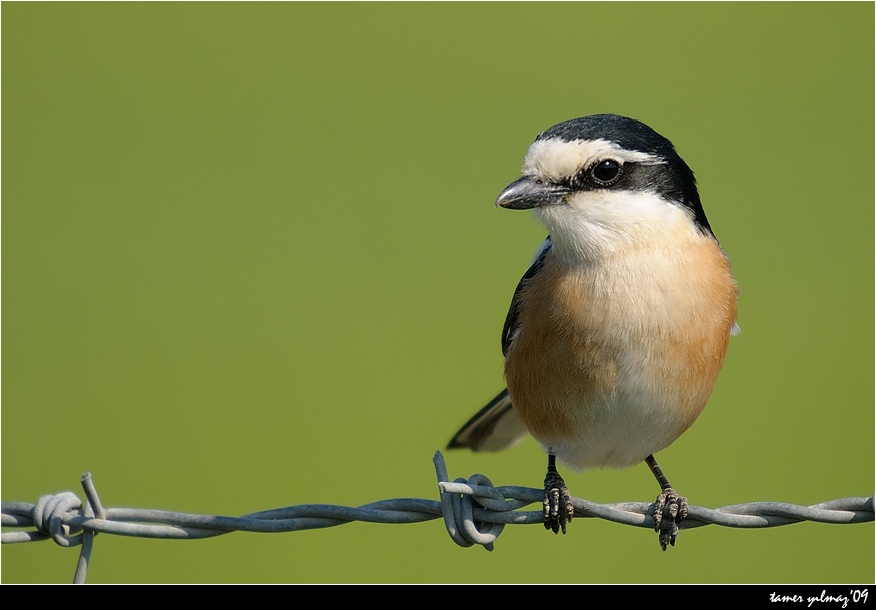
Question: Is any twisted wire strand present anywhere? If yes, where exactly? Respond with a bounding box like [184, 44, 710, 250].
[2, 451, 873, 583]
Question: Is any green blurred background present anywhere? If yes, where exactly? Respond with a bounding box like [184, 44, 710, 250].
[2, 2, 873, 584]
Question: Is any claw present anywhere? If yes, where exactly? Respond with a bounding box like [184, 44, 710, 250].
[653, 487, 688, 550]
[543, 455, 573, 534]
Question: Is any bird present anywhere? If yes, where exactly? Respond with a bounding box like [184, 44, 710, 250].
[447, 114, 739, 550]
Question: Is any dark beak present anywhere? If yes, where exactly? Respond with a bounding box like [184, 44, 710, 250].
[495, 176, 569, 210]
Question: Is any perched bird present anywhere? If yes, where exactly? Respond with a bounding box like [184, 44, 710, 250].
[448, 114, 739, 550]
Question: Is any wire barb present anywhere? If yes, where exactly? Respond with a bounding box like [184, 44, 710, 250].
[2, 451, 873, 583]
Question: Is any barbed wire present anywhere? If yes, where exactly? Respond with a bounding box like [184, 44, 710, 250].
[3, 450, 873, 583]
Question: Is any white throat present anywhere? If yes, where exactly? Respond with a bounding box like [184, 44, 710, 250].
[536, 190, 698, 263]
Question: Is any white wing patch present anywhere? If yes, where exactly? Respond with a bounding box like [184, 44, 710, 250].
[529, 237, 552, 266]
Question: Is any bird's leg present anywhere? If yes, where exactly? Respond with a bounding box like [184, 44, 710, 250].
[645, 454, 688, 550]
[543, 453, 574, 534]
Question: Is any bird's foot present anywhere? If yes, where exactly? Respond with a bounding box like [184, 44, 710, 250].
[543, 468, 574, 534]
[653, 487, 688, 550]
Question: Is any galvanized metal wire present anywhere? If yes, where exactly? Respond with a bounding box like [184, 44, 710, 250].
[3, 450, 873, 583]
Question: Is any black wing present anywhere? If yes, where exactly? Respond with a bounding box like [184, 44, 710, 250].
[447, 237, 552, 452]
[501, 236, 552, 356]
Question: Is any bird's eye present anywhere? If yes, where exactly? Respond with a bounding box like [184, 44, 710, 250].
[590, 159, 622, 185]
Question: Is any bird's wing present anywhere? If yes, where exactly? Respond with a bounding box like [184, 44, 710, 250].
[448, 237, 553, 452]
[501, 236, 552, 356]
